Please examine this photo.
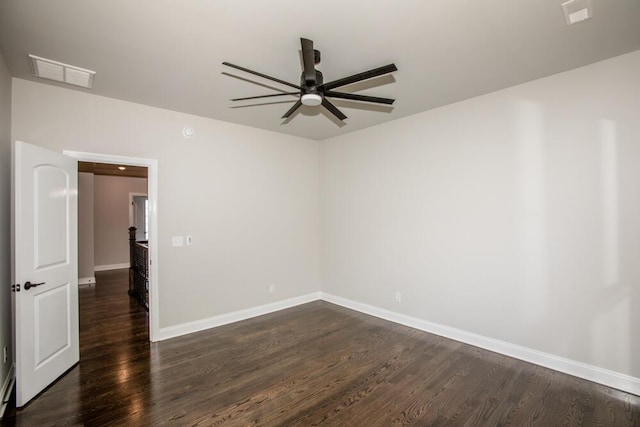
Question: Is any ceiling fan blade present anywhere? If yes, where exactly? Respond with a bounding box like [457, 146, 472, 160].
[231, 92, 299, 101]
[301, 38, 316, 85]
[222, 62, 300, 90]
[282, 100, 303, 119]
[322, 64, 398, 91]
[322, 98, 347, 121]
[324, 91, 395, 105]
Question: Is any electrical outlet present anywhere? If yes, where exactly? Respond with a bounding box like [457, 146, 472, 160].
[269, 284, 276, 294]
[186, 235, 193, 246]
[395, 292, 402, 303]
[172, 236, 184, 247]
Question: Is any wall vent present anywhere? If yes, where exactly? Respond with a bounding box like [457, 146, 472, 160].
[28, 55, 95, 88]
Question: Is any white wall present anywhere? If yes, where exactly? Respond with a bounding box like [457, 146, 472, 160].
[94, 174, 147, 269]
[78, 172, 95, 282]
[11, 79, 321, 329]
[321, 50, 640, 380]
[0, 49, 12, 401]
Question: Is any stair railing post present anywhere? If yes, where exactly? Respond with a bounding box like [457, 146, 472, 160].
[128, 226, 137, 296]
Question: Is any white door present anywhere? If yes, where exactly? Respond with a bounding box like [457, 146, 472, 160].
[13, 141, 79, 407]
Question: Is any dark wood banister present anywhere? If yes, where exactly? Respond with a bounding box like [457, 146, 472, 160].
[128, 226, 149, 311]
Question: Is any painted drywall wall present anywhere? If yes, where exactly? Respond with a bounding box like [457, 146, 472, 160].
[94, 174, 147, 269]
[321, 50, 640, 379]
[78, 172, 95, 282]
[0, 49, 12, 397]
[10, 79, 321, 329]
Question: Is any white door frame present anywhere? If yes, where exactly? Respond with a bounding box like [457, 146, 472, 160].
[64, 150, 160, 342]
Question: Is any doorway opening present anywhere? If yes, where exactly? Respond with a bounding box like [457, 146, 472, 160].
[130, 193, 149, 241]
[64, 150, 159, 342]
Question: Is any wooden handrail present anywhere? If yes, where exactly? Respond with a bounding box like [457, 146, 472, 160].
[128, 226, 149, 311]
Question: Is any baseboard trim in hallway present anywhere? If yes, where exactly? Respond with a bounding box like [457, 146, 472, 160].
[78, 276, 96, 285]
[94, 263, 129, 272]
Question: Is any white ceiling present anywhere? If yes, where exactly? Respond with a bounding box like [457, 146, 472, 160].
[1, 0, 639, 141]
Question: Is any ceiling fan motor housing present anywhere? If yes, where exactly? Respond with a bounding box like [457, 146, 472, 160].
[300, 69, 324, 106]
[301, 70, 323, 91]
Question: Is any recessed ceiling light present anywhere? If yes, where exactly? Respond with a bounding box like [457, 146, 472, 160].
[28, 54, 96, 88]
[118, 166, 126, 171]
[561, 0, 593, 26]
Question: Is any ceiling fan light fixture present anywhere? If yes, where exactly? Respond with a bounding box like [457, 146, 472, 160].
[301, 93, 322, 107]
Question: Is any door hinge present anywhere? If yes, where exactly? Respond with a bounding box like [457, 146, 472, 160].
[11, 284, 20, 292]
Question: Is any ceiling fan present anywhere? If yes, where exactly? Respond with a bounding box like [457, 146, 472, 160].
[223, 38, 398, 122]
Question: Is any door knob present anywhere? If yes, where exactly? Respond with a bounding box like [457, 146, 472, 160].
[24, 281, 45, 290]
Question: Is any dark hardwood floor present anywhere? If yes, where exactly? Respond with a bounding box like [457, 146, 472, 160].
[2, 269, 639, 426]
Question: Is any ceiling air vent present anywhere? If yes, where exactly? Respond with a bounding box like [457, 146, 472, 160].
[561, 0, 593, 26]
[28, 55, 96, 88]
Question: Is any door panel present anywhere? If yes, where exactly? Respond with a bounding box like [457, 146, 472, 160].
[14, 141, 78, 407]
[34, 165, 69, 269]
[35, 284, 71, 367]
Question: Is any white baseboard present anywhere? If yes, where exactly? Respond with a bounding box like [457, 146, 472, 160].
[78, 276, 96, 285]
[151, 290, 640, 396]
[320, 292, 640, 396]
[155, 292, 322, 342]
[94, 263, 129, 272]
[0, 364, 15, 419]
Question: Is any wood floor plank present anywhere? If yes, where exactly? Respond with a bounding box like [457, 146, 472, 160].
[2, 269, 639, 426]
